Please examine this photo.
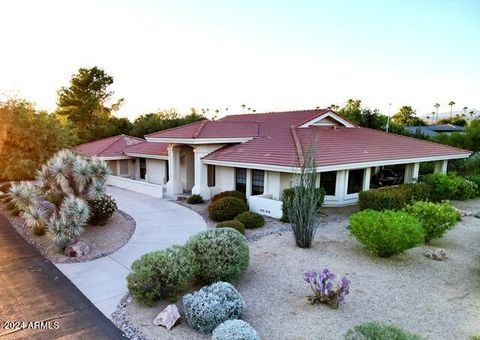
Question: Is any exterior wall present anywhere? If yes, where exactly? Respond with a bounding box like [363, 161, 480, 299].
[107, 175, 163, 198]
[248, 194, 283, 219]
[146, 159, 167, 185]
[280, 172, 293, 192]
[210, 166, 235, 195]
[108, 160, 118, 176]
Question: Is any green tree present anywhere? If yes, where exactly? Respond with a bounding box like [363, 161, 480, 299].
[130, 109, 205, 137]
[392, 106, 426, 126]
[433, 103, 440, 122]
[0, 98, 75, 180]
[56, 66, 124, 143]
[448, 100, 455, 118]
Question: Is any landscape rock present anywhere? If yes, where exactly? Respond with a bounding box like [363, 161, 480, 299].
[153, 304, 181, 330]
[453, 207, 473, 217]
[424, 248, 447, 261]
[64, 241, 90, 257]
[37, 198, 57, 219]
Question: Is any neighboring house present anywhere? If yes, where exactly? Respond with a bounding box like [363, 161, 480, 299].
[73, 110, 471, 217]
[406, 124, 466, 137]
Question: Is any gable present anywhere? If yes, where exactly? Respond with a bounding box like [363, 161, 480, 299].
[299, 111, 355, 128]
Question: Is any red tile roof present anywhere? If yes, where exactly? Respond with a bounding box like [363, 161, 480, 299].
[73, 135, 144, 158]
[123, 141, 169, 157]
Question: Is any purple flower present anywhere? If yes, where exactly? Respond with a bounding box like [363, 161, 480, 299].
[304, 271, 316, 283]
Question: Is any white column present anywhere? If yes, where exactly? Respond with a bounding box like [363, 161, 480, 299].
[246, 169, 253, 197]
[336, 170, 346, 204]
[362, 167, 371, 191]
[434, 160, 448, 174]
[404, 162, 420, 183]
[166, 145, 183, 195]
[191, 146, 212, 199]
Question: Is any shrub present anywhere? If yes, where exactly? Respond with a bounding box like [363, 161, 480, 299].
[456, 178, 478, 200]
[304, 268, 350, 308]
[208, 197, 247, 222]
[127, 245, 196, 306]
[88, 194, 117, 225]
[216, 221, 245, 235]
[186, 228, 249, 283]
[358, 183, 431, 211]
[404, 201, 460, 243]
[23, 205, 47, 236]
[8, 182, 40, 212]
[421, 173, 461, 201]
[349, 210, 424, 257]
[0, 182, 12, 193]
[467, 175, 480, 196]
[212, 320, 261, 340]
[281, 187, 325, 222]
[344, 321, 424, 340]
[211, 190, 247, 203]
[234, 211, 265, 229]
[187, 194, 204, 204]
[183, 282, 245, 334]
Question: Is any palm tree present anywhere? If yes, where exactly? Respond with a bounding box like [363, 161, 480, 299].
[433, 103, 440, 123]
[448, 101, 455, 118]
[470, 110, 475, 121]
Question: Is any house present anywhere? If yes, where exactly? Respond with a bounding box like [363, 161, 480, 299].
[405, 124, 466, 137]
[74, 109, 471, 217]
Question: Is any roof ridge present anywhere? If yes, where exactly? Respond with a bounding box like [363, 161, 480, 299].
[145, 120, 208, 137]
[95, 134, 126, 156]
[220, 108, 329, 119]
[291, 126, 304, 166]
[193, 120, 208, 138]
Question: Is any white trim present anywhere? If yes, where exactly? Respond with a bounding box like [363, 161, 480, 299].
[93, 156, 131, 161]
[203, 153, 469, 173]
[124, 152, 168, 160]
[299, 111, 355, 128]
[145, 137, 254, 144]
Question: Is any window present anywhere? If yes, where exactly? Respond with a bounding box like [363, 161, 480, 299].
[235, 168, 247, 193]
[207, 165, 216, 187]
[119, 160, 129, 176]
[320, 171, 336, 196]
[347, 169, 364, 194]
[139, 158, 147, 180]
[251, 170, 264, 195]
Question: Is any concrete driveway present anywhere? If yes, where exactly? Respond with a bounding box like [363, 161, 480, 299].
[56, 187, 207, 318]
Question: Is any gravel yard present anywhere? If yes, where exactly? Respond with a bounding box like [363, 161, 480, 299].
[0, 205, 135, 264]
[124, 199, 480, 340]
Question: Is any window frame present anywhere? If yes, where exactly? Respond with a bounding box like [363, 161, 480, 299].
[235, 168, 247, 194]
[319, 171, 337, 197]
[207, 165, 216, 187]
[251, 169, 265, 196]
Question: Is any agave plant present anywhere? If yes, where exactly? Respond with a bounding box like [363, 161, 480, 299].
[23, 205, 47, 236]
[8, 182, 40, 212]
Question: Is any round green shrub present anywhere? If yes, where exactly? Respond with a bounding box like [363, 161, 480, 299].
[349, 210, 424, 257]
[344, 321, 424, 340]
[126, 245, 196, 306]
[404, 201, 460, 243]
[186, 228, 249, 283]
[456, 178, 478, 200]
[183, 282, 245, 334]
[187, 194, 204, 204]
[216, 221, 245, 234]
[234, 211, 265, 229]
[211, 190, 247, 203]
[421, 173, 462, 201]
[208, 197, 247, 222]
[88, 194, 117, 226]
[213, 320, 261, 340]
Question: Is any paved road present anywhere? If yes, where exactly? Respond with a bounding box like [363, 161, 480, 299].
[0, 213, 125, 339]
[56, 187, 207, 318]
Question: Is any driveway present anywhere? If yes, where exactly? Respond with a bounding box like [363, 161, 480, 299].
[0, 213, 125, 339]
[56, 187, 207, 318]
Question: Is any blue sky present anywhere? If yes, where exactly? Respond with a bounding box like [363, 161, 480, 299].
[1, 0, 479, 119]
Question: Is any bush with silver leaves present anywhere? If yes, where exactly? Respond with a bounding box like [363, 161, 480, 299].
[212, 320, 261, 340]
[183, 282, 245, 334]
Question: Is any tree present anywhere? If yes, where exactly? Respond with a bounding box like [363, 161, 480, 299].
[392, 106, 426, 126]
[130, 109, 205, 137]
[448, 101, 455, 118]
[437, 115, 467, 127]
[56, 66, 124, 143]
[0, 98, 75, 181]
[433, 103, 440, 123]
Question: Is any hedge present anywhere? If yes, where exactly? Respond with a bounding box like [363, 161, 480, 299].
[358, 183, 431, 211]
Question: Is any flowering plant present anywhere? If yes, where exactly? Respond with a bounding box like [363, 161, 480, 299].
[304, 268, 350, 308]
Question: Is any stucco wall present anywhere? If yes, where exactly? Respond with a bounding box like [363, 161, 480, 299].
[147, 159, 167, 185]
[212, 166, 235, 195]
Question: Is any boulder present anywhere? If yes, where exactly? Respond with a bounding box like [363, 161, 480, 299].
[424, 248, 447, 261]
[453, 207, 472, 217]
[36, 198, 57, 219]
[64, 241, 90, 257]
[153, 304, 181, 330]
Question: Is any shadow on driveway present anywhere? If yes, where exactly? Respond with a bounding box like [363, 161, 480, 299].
[0, 213, 125, 339]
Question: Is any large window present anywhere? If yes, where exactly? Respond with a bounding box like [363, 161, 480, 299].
[320, 171, 336, 196]
[207, 165, 216, 187]
[347, 169, 364, 194]
[139, 158, 147, 180]
[251, 170, 265, 195]
[235, 168, 247, 193]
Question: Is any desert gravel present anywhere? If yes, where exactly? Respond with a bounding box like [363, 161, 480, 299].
[124, 199, 480, 340]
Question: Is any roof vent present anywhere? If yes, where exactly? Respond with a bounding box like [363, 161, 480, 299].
[332, 126, 340, 130]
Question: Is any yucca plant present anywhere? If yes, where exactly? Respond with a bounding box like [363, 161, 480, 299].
[47, 196, 91, 249]
[289, 147, 322, 248]
[8, 182, 40, 213]
[23, 205, 47, 236]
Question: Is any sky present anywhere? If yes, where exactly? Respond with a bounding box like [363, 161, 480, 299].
[1, 0, 479, 120]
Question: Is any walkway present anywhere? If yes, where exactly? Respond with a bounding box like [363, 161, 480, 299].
[0, 213, 125, 339]
[56, 187, 207, 318]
